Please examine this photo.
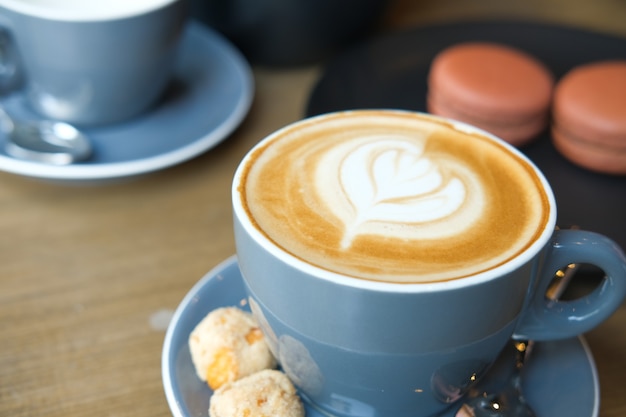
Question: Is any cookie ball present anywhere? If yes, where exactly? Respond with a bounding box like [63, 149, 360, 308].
[209, 369, 305, 417]
[189, 307, 276, 390]
[552, 60, 626, 175]
[427, 42, 554, 146]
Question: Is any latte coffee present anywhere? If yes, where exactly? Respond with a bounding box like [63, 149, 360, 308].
[237, 110, 551, 283]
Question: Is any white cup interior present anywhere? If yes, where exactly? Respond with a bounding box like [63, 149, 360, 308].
[0, 0, 178, 21]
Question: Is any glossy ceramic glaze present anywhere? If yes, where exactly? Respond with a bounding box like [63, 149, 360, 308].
[161, 257, 600, 417]
[0, 0, 186, 125]
[0, 21, 253, 182]
[231, 111, 626, 416]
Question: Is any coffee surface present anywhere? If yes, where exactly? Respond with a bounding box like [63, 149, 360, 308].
[239, 111, 550, 283]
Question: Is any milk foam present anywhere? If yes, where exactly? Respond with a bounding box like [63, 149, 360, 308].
[241, 111, 550, 283]
[315, 135, 484, 249]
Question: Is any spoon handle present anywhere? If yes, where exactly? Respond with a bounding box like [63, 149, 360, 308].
[454, 261, 580, 417]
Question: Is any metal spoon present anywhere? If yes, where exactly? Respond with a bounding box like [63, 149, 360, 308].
[455, 340, 535, 417]
[1, 105, 92, 164]
[455, 263, 579, 417]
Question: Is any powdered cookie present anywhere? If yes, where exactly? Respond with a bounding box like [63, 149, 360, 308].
[209, 369, 304, 417]
[189, 307, 276, 390]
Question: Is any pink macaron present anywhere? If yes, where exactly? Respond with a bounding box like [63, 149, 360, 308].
[427, 42, 554, 147]
[551, 60, 626, 175]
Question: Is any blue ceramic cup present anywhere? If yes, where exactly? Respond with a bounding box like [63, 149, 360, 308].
[232, 110, 626, 417]
[0, 0, 186, 126]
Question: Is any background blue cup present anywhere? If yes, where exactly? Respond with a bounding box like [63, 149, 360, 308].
[232, 111, 626, 417]
[0, 0, 187, 126]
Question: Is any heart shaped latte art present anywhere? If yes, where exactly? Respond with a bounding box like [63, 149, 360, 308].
[314, 135, 485, 249]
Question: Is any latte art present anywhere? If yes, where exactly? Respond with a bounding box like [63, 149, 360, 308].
[316, 135, 485, 249]
[239, 111, 550, 283]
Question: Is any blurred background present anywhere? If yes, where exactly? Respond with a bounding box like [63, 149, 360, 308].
[189, 0, 626, 66]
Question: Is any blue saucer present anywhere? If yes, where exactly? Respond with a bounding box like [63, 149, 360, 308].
[162, 256, 599, 417]
[0, 21, 253, 182]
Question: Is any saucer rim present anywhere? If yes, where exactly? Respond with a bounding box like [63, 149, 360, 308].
[161, 255, 600, 417]
[0, 21, 253, 182]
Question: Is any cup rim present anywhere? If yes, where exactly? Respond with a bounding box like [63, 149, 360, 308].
[232, 109, 557, 293]
[0, 0, 180, 21]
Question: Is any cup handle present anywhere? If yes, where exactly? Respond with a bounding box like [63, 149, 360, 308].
[514, 229, 626, 341]
[0, 27, 22, 93]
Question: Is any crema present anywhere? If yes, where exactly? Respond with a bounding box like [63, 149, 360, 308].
[239, 111, 550, 283]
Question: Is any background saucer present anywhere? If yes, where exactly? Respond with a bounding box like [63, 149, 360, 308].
[162, 256, 599, 417]
[306, 20, 626, 251]
[0, 21, 253, 182]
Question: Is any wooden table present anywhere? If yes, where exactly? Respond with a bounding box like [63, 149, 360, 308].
[1, 1, 624, 416]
